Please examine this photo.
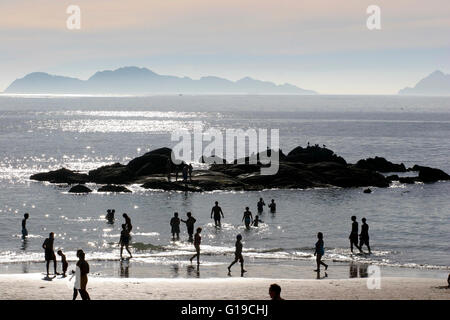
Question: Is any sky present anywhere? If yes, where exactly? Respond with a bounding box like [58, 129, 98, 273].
[0, 0, 449, 94]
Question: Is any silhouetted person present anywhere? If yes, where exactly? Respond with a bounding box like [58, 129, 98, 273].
[72, 249, 90, 300]
[106, 209, 115, 223]
[269, 283, 284, 300]
[21, 213, 29, 239]
[42, 232, 57, 276]
[119, 224, 132, 259]
[349, 216, 362, 253]
[211, 201, 224, 228]
[182, 164, 188, 182]
[252, 215, 263, 227]
[181, 212, 197, 242]
[188, 163, 193, 181]
[242, 207, 253, 230]
[359, 217, 372, 254]
[190, 227, 202, 265]
[257, 198, 265, 213]
[57, 250, 68, 277]
[170, 212, 181, 240]
[448, 274, 450, 288]
[123, 213, 132, 233]
[314, 232, 328, 272]
[166, 160, 172, 182]
[228, 234, 246, 275]
[268, 199, 276, 213]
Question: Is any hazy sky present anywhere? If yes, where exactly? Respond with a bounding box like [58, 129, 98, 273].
[1, 0, 449, 94]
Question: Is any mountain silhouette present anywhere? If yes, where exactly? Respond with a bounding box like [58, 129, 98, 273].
[398, 70, 450, 96]
[4, 66, 317, 95]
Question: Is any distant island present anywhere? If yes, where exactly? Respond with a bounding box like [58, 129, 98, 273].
[398, 70, 450, 96]
[4, 66, 317, 95]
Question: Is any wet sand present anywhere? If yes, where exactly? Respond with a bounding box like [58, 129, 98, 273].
[0, 274, 448, 300]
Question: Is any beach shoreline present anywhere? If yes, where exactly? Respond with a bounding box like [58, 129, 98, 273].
[0, 273, 448, 300]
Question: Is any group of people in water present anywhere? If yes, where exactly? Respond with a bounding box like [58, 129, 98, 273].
[19, 197, 375, 299]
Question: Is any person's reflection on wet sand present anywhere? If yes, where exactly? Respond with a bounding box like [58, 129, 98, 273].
[22, 263, 29, 274]
[349, 262, 358, 278]
[171, 264, 180, 278]
[187, 264, 200, 278]
[359, 264, 369, 278]
[21, 238, 28, 251]
[119, 259, 129, 278]
[316, 270, 328, 279]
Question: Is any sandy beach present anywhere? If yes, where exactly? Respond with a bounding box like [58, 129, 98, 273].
[0, 274, 448, 300]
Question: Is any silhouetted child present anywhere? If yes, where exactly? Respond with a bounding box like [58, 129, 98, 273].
[349, 216, 362, 253]
[242, 207, 253, 230]
[228, 234, 246, 275]
[269, 283, 284, 300]
[314, 232, 328, 272]
[106, 209, 115, 223]
[57, 249, 68, 277]
[190, 227, 202, 265]
[268, 199, 276, 213]
[257, 198, 265, 213]
[181, 212, 197, 242]
[359, 217, 372, 254]
[252, 215, 263, 227]
[119, 224, 132, 259]
[170, 212, 181, 240]
[21, 213, 29, 239]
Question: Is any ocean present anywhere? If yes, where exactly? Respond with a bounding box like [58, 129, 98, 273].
[0, 94, 449, 279]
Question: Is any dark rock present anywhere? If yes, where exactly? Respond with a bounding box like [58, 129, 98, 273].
[200, 155, 226, 164]
[97, 185, 132, 193]
[386, 174, 400, 181]
[286, 145, 347, 165]
[68, 184, 92, 193]
[89, 163, 133, 184]
[127, 147, 174, 174]
[141, 180, 203, 192]
[363, 188, 372, 193]
[30, 168, 90, 184]
[355, 157, 406, 172]
[398, 177, 420, 184]
[417, 166, 450, 183]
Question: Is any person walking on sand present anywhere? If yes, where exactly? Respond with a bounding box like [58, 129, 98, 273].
[57, 249, 68, 277]
[242, 207, 253, 230]
[72, 249, 90, 300]
[228, 234, 246, 275]
[268, 199, 276, 213]
[190, 227, 202, 265]
[269, 283, 284, 300]
[359, 217, 372, 254]
[314, 232, 328, 272]
[170, 212, 181, 240]
[42, 232, 58, 276]
[349, 216, 362, 253]
[252, 215, 263, 227]
[211, 201, 225, 228]
[119, 224, 133, 259]
[21, 213, 29, 239]
[181, 212, 197, 242]
[257, 198, 265, 214]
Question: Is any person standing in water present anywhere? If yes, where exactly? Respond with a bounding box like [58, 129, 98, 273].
[359, 217, 372, 254]
[268, 199, 276, 213]
[252, 215, 263, 227]
[166, 160, 172, 182]
[314, 232, 328, 272]
[119, 224, 133, 259]
[72, 249, 90, 300]
[188, 163, 193, 181]
[211, 201, 225, 228]
[170, 212, 181, 240]
[257, 198, 265, 214]
[21, 213, 29, 239]
[349, 216, 362, 253]
[122, 213, 132, 233]
[106, 209, 115, 223]
[57, 249, 68, 277]
[182, 164, 189, 182]
[189, 227, 202, 265]
[181, 212, 197, 242]
[228, 234, 246, 275]
[42, 232, 57, 276]
[242, 207, 253, 230]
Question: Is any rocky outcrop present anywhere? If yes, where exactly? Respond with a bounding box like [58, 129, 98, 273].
[30, 168, 90, 184]
[355, 157, 406, 172]
[68, 184, 92, 193]
[97, 185, 132, 193]
[30, 145, 449, 192]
